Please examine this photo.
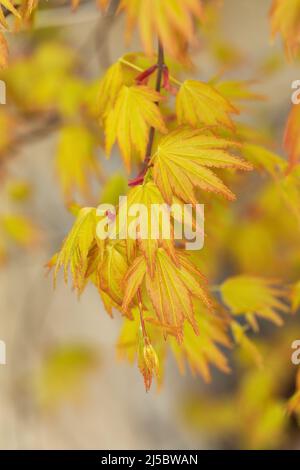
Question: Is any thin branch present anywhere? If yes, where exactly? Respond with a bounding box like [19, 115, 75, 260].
[144, 40, 165, 164]
[129, 40, 167, 186]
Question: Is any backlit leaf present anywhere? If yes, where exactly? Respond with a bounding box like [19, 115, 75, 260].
[151, 128, 251, 204]
[52, 207, 97, 290]
[220, 275, 289, 327]
[176, 80, 238, 129]
[105, 85, 167, 171]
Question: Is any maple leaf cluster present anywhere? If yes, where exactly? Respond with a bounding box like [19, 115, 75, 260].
[0, 0, 299, 401]
[46, 2, 294, 390]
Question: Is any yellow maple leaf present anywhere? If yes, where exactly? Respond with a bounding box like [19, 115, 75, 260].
[105, 85, 167, 171]
[270, 0, 300, 59]
[97, 60, 125, 119]
[176, 80, 238, 129]
[120, 0, 203, 62]
[108, 180, 176, 276]
[122, 248, 211, 339]
[97, 241, 129, 306]
[52, 207, 97, 290]
[151, 128, 251, 204]
[220, 275, 290, 327]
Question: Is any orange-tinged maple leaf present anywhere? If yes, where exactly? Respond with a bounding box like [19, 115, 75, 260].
[120, 0, 203, 62]
[105, 85, 167, 171]
[176, 80, 238, 129]
[108, 181, 176, 275]
[270, 0, 300, 59]
[122, 248, 211, 339]
[284, 105, 300, 171]
[98, 241, 129, 307]
[51, 207, 97, 291]
[97, 61, 125, 119]
[151, 128, 252, 204]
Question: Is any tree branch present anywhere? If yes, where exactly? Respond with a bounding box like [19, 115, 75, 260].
[129, 40, 165, 186]
[144, 40, 165, 163]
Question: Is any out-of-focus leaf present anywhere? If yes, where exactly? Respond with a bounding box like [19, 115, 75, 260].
[220, 275, 289, 327]
[33, 344, 99, 408]
[176, 80, 238, 129]
[105, 85, 167, 171]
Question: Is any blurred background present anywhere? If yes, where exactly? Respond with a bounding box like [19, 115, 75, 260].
[0, 0, 300, 450]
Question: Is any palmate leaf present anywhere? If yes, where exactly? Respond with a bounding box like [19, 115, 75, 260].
[122, 248, 211, 340]
[151, 128, 252, 204]
[97, 241, 129, 307]
[220, 275, 290, 328]
[108, 180, 176, 276]
[270, 0, 300, 58]
[176, 80, 238, 129]
[120, 0, 203, 62]
[97, 61, 125, 119]
[105, 85, 167, 171]
[51, 207, 97, 291]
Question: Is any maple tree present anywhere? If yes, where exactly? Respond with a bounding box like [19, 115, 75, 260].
[1, 0, 300, 449]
